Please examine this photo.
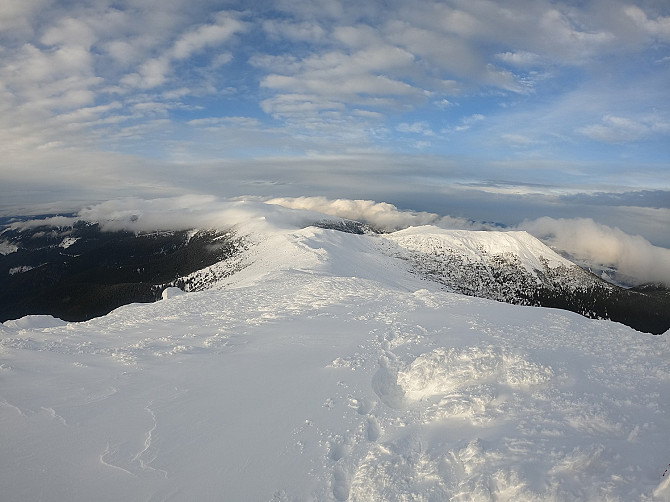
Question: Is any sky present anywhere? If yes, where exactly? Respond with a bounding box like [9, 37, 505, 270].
[0, 0, 669, 247]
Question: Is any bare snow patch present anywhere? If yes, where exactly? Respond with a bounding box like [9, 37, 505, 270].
[8, 265, 35, 275]
[0, 241, 18, 255]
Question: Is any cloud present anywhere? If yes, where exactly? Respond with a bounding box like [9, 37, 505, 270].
[7, 193, 669, 288]
[0, 0, 668, 255]
[0, 0, 48, 34]
[624, 5, 670, 41]
[256, 43, 422, 120]
[578, 115, 670, 143]
[396, 121, 434, 135]
[9, 196, 324, 235]
[496, 51, 542, 67]
[452, 114, 485, 132]
[266, 196, 484, 232]
[263, 19, 327, 42]
[122, 12, 247, 89]
[7, 194, 485, 237]
[254, 0, 634, 124]
[501, 133, 536, 146]
[520, 216, 670, 286]
[171, 15, 244, 60]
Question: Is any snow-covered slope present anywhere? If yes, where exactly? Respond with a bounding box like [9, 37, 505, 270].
[179, 219, 668, 333]
[1, 208, 670, 501]
[384, 226, 586, 301]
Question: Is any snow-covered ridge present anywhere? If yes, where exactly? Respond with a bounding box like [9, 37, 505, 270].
[136, 210, 666, 334]
[2, 201, 668, 333]
[388, 226, 574, 272]
[1, 231, 669, 501]
[181, 220, 577, 292]
[381, 225, 605, 306]
[177, 220, 572, 294]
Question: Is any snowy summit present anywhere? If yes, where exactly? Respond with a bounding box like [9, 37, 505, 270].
[1, 200, 669, 501]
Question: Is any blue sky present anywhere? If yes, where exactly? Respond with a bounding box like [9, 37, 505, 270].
[0, 0, 669, 246]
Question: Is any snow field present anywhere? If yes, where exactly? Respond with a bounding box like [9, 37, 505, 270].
[1, 221, 669, 501]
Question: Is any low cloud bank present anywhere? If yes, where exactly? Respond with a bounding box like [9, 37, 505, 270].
[8, 195, 490, 235]
[7, 196, 312, 234]
[266, 196, 486, 231]
[520, 217, 670, 286]
[8, 195, 668, 287]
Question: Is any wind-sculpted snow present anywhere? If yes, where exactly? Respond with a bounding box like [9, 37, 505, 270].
[1, 219, 670, 502]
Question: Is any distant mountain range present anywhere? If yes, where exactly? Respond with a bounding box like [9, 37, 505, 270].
[1, 215, 668, 334]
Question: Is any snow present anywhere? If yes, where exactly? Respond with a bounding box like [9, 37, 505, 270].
[388, 227, 574, 273]
[60, 236, 79, 248]
[0, 240, 18, 255]
[1, 207, 669, 501]
[8, 265, 35, 275]
[160, 287, 185, 300]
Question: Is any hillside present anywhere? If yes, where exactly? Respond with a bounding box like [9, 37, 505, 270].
[1, 207, 669, 501]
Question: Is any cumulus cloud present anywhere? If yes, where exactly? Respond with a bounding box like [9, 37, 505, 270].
[266, 196, 484, 232]
[520, 216, 670, 286]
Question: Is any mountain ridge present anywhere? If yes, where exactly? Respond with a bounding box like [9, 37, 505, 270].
[1, 208, 669, 333]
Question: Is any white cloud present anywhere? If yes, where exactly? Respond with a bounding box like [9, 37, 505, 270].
[122, 57, 172, 89]
[258, 44, 419, 104]
[624, 5, 670, 41]
[501, 133, 536, 146]
[578, 115, 669, 143]
[496, 51, 541, 67]
[332, 24, 380, 48]
[520, 216, 670, 286]
[0, 0, 48, 34]
[171, 14, 246, 60]
[122, 12, 247, 90]
[255, 41, 424, 123]
[260, 93, 346, 118]
[452, 113, 485, 132]
[267, 196, 438, 231]
[266, 196, 484, 232]
[41, 17, 97, 49]
[263, 19, 326, 42]
[6, 194, 482, 236]
[396, 121, 434, 136]
[187, 116, 261, 128]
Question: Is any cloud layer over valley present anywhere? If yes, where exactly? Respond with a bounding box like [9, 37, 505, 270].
[521, 216, 670, 286]
[6, 195, 668, 287]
